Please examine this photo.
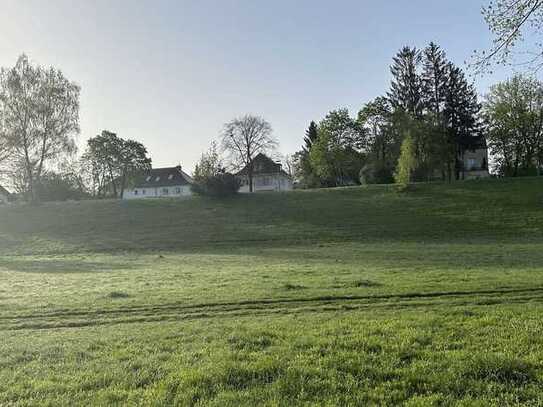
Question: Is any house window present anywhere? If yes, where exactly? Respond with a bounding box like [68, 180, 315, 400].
[134, 189, 138, 195]
[168, 174, 174, 180]
[467, 158, 476, 170]
[156, 176, 161, 182]
[162, 188, 169, 195]
[175, 187, 181, 194]
[146, 176, 151, 182]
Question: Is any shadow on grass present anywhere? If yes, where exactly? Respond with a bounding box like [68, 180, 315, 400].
[0, 177, 542, 256]
[0, 259, 138, 274]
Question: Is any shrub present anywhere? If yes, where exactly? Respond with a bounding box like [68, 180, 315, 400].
[36, 171, 89, 202]
[191, 173, 241, 197]
[359, 163, 394, 185]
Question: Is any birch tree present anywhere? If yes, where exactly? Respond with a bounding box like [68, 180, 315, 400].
[0, 55, 79, 202]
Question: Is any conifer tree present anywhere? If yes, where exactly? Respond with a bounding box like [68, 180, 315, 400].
[422, 42, 448, 115]
[388, 46, 423, 118]
[443, 63, 481, 180]
[421, 42, 450, 177]
[303, 121, 319, 153]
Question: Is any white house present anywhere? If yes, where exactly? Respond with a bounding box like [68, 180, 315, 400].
[458, 135, 490, 180]
[0, 186, 10, 204]
[236, 153, 293, 193]
[123, 166, 193, 200]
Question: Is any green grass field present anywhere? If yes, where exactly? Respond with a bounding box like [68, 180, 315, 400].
[1, 178, 543, 406]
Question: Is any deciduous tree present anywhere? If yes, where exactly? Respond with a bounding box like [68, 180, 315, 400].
[483, 74, 543, 176]
[309, 109, 365, 186]
[394, 132, 417, 187]
[0, 55, 80, 202]
[221, 115, 277, 192]
[81, 131, 151, 198]
[193, 141, 223, 181]
[474, 0, 543, 73]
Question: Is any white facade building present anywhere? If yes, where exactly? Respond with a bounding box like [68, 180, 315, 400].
[236, 153, 293, 193]
[123, 166, 193, 200]
[458, 135, 490, 180]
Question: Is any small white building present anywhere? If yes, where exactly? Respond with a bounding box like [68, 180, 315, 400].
[236, 153, 293, 193]
[0, 186, 11, 204]
[458, 135, 490, 180]
[123, 166, 193, 200]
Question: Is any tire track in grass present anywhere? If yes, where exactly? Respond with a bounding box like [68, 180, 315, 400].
[2, 287, 543, 331]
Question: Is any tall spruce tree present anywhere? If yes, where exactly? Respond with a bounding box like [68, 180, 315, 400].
[421, 42, 450, 178]
[443, 63, 481, 180]
[388, 46, 423, 117]
[303, 121, 319, 153]
[422, 42, 448, 115]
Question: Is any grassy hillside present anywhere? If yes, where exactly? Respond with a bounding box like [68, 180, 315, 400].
[1, 178, 543, 406]
[1, 177, 542, 255]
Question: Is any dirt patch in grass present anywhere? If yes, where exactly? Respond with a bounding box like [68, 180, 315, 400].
[283, 283, 306, 290]
[353, 279, 382, 288]
[106, 291, 130, 299]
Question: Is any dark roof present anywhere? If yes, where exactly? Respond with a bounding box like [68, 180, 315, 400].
[460, 135, 487, 151]
[236, 153, 290, 177]
[132, 166, 193, 188]
[0, 185, 10, 197]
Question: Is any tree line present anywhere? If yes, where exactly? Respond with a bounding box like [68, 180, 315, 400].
[1, 43, 542, 203]
[293, 42, 543, 188]
[0, 55, 153, 202]
[0, 56, 278, 201]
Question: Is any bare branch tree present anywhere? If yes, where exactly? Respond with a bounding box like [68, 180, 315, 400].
[0, 127, 12, 178]
[282, 154, 295, 178]
[221, 115, 277, 192]
[472, 0, 543, 74]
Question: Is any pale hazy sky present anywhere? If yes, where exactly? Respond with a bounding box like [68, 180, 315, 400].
[1, 0, 511, 171]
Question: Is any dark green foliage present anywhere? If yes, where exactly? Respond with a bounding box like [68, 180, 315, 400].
[359, 162, 394, 185]
[296, 44, 481, 189]
[36, 171, 89, 202]
[422, 42, 448, 115]
[357, 97, 399, 184]
[383, 43, 483, 182]
[309, 109, 366, 186]
[303, 121, 319, 153]
[82, 131, 152, 199]
[293, 122, 327, 188]
[191, 173, 241, 197]
[483, 75, 543, 176]
[443, 64, 482, 176]
[388, 46, 423, 117]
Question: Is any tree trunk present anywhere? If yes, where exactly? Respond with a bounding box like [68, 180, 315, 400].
[108, 169, 118, 198]
[120, 166, 127, 199]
